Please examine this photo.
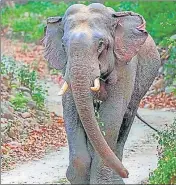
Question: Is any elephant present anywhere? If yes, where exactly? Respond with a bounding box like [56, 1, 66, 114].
[42, 3, 161, 184]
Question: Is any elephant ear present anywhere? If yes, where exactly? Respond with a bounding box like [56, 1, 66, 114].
[42, 16, 66, 70]
[113, 11, 148, 63]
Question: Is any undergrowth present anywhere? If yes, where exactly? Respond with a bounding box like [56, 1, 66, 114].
[1, 55, 47, 110]
[149, 119, 176, 184]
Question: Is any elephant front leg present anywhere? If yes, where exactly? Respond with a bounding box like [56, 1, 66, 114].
[89, 89, 128, 184]
[62, 91, 91, 184]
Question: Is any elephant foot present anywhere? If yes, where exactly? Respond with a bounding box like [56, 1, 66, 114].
[90, 166, 124, 184]
[66, 156, 91, 184]
[90, 157, 125, 184]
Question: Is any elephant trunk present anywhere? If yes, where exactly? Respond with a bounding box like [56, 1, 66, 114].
[69, 65, 129, 178]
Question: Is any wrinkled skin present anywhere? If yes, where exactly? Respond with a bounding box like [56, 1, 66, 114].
[42, 3, 161, 184]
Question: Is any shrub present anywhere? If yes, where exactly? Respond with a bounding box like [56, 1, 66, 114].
[1, 55, 47, 110]
[149, 119, 176, 184]
[10, 92, 29, 111]
[1, 1, 69, 42]
[161, 39, 176, 93]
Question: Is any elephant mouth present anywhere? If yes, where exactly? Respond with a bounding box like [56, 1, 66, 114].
[58, 68, 113, 96]
[58, 77, 101, 96]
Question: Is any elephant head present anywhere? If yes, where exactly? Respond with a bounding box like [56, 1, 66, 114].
[42, 3, 148, 178]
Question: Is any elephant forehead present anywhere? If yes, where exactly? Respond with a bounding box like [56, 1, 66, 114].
[88, 3, 108, 13]
[64, 12, 109, 32]
[65, 3, 107, 16]
[64, 3, 110, 22]
[64, 6, 90, 31]
[64, 16, 91, 37]
[63, 3, 112, 37]
[65, 4, 89, 16]
[73, 22, 92, 37]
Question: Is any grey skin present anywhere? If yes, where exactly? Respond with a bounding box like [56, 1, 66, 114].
[42, 3, 161, 184]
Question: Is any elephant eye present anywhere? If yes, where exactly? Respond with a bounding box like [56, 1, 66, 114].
[98, 39, 104, 53]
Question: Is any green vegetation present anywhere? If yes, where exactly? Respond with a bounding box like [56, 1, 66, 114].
[1, 1, 69, 42]
[17, 65, 37, 92]
[162, 39, 176, 94]
[2, 1, 176, 45]
[149, 119, 176, 184]
[10, 92, 29, 111]
[94, 101, 106, 136]
[2, 1, 176, 89]
[1, 55, 47, 110]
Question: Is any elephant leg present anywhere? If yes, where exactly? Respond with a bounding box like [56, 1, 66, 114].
[62, 91, 91, 184]
[116, 106, 138, 159]
[115, 53, 160, 177]
[116, 51, 161, 153]
[89, 86, 129, 184]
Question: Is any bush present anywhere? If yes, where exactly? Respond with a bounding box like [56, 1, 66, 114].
[1, 1, 69, 42]
[10, 92, 29, 111]
[161, 39, 176, 93]
[149, 119, 176, 184]
[1, 55, 47, 110]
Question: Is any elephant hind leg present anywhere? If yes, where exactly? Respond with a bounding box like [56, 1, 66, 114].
[116, 107, 138, 158]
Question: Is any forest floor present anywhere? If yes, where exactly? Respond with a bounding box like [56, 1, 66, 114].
[1, 37, 176, 184]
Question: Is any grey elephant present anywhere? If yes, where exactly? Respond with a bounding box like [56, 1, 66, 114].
[42, 3, 161, 184]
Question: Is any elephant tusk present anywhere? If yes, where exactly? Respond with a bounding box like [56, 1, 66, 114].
[58, 81, 69, 96]
[91, 78, 100, 92]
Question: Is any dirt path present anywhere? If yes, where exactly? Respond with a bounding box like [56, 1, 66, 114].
[1, 81, 175, 184]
